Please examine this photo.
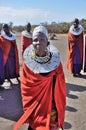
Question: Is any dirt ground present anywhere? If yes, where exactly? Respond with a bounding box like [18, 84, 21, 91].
[0, 34, 86, 130]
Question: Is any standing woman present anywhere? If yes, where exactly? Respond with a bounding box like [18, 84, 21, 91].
[21, 22, 32, 54]
[0, 24, 20, 86]
[67, 18, 84, 77]
[14, 25, 66, 130]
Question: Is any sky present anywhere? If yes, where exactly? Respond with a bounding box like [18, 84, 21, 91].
[0, 0, 86, 26]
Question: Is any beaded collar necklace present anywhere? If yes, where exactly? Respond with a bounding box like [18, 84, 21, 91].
[32, 51, 51, 64]
[32, 52, 51, 64]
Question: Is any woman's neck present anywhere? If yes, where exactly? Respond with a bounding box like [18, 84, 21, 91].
[36, 52, 47, 57]
[5, 32, 12, 37]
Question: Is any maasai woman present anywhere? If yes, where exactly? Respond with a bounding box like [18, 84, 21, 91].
[67, 18, 84, 77]
[14, 25, 66, 130]
[21, 22, 32, 54]
[0, 24, 19, 86]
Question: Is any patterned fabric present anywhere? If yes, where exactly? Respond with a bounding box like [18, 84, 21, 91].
[50, 110, 57, 125]
[50, 102, 58, 129]
[50, 107, 62, 130]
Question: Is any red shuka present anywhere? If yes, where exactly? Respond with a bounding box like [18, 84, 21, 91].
[21, 35, 32, 54]
[0, 35, 19, 75]
[14, 62, 66, 130]
[67, 32, 83, 74]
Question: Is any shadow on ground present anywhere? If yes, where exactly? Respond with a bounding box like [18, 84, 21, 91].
[66, 83, 86, 98]
[0, 83, 23, 121]
[0, 82, 86, 129]
[64, 121, 72, 129]
[64, 83, 86, 129]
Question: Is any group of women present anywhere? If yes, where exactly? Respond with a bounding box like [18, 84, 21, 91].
[0, 19, 86, 130]
[0, 22, 32, 88]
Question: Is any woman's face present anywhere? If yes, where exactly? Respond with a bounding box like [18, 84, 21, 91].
[73, 22, 79, 29]
[33, 32, 48, 57]
[3, 24, 10, 35]
[26, 23, 31, 32]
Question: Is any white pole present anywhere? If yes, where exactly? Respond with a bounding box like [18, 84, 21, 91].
[82, 35, 86, 72]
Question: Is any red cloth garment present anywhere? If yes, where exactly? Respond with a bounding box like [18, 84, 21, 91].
[67, 32, 83, 74]
[14, 62, 66, 130]
[0, 35, 19, 75]
[21, 35, 32, 54]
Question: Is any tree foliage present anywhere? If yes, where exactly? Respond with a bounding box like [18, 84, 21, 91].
[0, 19, 86, 34]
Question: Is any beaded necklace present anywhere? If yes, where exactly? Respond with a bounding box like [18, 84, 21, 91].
[32, 51, 51, 64]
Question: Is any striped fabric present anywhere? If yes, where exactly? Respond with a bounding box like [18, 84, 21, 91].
[50, 102, 58, 130]
[50, 103, 62, 130]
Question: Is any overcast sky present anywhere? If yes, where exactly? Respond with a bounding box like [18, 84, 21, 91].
[0, 0, 86, 25]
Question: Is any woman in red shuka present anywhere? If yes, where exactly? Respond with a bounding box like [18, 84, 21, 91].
[14, 25, 66, 130]
[67, 18, 84, 77]
[0, 24, 19, 87]
[21, 22, 32, 54]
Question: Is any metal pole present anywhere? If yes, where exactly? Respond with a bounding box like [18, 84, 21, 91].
[82, 35, 86, 72]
